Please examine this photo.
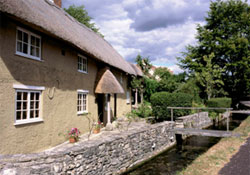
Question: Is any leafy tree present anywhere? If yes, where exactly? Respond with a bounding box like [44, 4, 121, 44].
[154, 68, 187, 93]
[154, 67, 172, 79]
[178, 0, 250, 106]
[175, 78, 201, 103]
[64, 5, 104, 37]
[135, 54, 152, 76]
[143, 77, 159, 101]
[194, 53, 224, 100]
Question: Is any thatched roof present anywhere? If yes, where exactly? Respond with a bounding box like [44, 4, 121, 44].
[129, 63, 143, 77]
[240, 101, 250, 108]
[0, 0, 137, 75]
[95, 69, 124, 94]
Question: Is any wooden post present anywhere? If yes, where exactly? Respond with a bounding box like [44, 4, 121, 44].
[107, 94, 111, 124]
[106, 94, 113, 131]
[226, 109, 229, 132]
[140, 91, 143, 104]
[171, 108, 173, 121]
[135, 88, 138, 107]
[114, 94, 117, 118]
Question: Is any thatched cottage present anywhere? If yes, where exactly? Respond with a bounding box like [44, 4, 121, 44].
[0, 0, 142, 154]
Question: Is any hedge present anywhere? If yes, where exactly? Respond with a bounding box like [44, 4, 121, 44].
[206, 97, 232, 113]
[150, 92, 193, 121]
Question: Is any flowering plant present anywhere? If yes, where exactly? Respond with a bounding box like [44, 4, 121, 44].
[93, 121, 103, 130]
[68, 128, 80, 139]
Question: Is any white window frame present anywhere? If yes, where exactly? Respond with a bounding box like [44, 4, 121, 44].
[13, 84, 44, 125]
[77, 54, 88, 74]
[77, 90, 89, 115]
[16, 27, 42, 61]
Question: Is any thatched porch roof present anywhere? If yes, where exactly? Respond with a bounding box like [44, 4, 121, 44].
[0, 0, 137, 75]
[95, 70, 124, 94]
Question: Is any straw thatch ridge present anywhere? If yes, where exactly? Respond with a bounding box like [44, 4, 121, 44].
[0, 0, 136, 75]
[95, 70, 124, 94]
[129, 63, 143, 77]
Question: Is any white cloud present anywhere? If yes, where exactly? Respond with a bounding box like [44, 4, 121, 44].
[62, 0, 211, 74]
[168, 65, 184, 74]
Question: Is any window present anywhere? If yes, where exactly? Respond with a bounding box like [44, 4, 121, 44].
[16, 27, 41, 60]
[77, 90, 88, 114]
[78, 55, 87, 73]
[13, 85, 44, 125]
[126, 90, 130, 104]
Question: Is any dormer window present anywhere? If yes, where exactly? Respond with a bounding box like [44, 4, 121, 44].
[16, 27, 41, 61]
[78, 54, 88, 73]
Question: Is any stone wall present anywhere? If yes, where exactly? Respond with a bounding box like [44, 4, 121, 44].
[175, 112, 212, 129]
[0, 122, 175, 175]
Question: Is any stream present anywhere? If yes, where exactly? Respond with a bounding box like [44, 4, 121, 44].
[124, 115, 247, 175]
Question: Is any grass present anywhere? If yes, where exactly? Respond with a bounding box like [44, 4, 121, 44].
[178, 115, 250, 175]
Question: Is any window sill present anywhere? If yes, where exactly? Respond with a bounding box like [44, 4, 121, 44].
[78, 70, 88, 74]
[77, 111, 88, 115]
[15, 52, 43, 62]
[14, 118, 44, 126]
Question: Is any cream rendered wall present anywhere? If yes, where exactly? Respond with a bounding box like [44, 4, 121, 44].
[0, 18, 100, 154]
[111, 70, 132, 118]
[0, 17, 133, 154]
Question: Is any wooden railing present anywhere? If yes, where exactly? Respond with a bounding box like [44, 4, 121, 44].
[167, 107, 233, 131]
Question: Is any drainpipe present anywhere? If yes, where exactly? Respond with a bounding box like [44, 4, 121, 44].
[106, 94, 113, 131]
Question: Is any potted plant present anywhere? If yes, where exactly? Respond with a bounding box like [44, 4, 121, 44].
[93, 121, 102, 134]
[68, 128, 80, 143]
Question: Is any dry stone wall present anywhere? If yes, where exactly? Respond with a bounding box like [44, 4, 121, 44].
[0, 122, 175, 175]
[175, 112, 212, 129]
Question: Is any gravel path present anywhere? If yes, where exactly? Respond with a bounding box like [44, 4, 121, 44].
[219, 137, 250, 175]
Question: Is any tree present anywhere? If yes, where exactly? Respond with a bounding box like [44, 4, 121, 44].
[194, 53, 224, 100]
[135, 54, 152, 76]
[178, 0, 250, 105]
[64, 5, 104, 37]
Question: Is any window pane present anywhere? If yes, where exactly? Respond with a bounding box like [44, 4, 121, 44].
[30, 110, 34, 118]
[23, 43, 28, 54]
[36, 48, 40, 57]
[31, 46, 35, 56]
[36, 38, 40, 47]
[16, 111, 21, 120]
[31, 93, 34, 101]
[23, 92, 28, 100]
[23, 111, 27, 119]
[35, 93, 39, 100]
[17, 102, 22, 110]
[17, 30, 22, 41]
[30, 101, 34, 109]
[17, 92, 22, 100]
[23, 102, 27, 110]
[35, 102, 39, 109]
[35, 110, 39, 118]
[23, 32, 28, 43]
[17, 42, 22, 52]
[31, 36, 35, 45]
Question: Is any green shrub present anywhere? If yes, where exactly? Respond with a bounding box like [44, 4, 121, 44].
[132, 102, 152, 118]
[150, 92, 193, 121]
[206, 97, 232, 113]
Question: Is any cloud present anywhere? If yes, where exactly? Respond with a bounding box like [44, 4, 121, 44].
[124, 0, 209, 31]
[62, 0, 211, 74]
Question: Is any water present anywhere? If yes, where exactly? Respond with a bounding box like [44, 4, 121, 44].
[125, 115, 246, 175]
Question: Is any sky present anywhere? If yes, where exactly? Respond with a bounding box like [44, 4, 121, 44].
[62, 0, 215, 74]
